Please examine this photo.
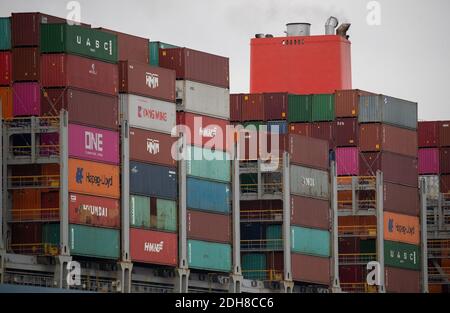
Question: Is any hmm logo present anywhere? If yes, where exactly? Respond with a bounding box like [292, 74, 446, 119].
[144, 241, 164, 253]
[147, 138, 160, 155]
[145, 72, 159, 89]
[76, 168, 84, 184]
[199, 127, 217, 138]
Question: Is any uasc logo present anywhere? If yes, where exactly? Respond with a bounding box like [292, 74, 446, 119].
[147, 138, 160, 155]
[137, 105, 167, 121]
[144, 241, 164, 253]
[145, 72, 159, 89]
[76, 36, 113, 55]
[199, 127, 217, 138]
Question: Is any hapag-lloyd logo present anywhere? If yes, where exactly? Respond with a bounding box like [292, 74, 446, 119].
[144, 241, 164, 253]
[388, 218, 416, 236]
[145, 72, 159, 89]
[76, 167, 113, 188]
[137, 105, 167, 121]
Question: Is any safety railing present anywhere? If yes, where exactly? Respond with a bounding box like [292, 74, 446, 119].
[10, 208, 60, 222]
[338, 225, 377, 237]
[339, 253, 377, 265]
[9, 145, 60, 157]
[8, 175, 60, 189]
[3, 116, 60, 129]
[9, 243, 59, 256]
[337, 176, 376, 191]
[240, 183, 283, 195]
[337, 199, 377, 211]
[340, 282, 378, 293]
[242, 269, 284, 282]
[241, 239, 284, 251]
[240, 209, 283, 222]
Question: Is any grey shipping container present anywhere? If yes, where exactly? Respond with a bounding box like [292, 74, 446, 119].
[290, 165, 330, 199]
[130, 161, 177, 200]
[359, 95, 418, 130]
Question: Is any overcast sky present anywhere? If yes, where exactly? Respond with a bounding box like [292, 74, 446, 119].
[1, 0, 449, 120]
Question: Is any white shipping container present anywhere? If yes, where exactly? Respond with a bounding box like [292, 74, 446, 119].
[120, 94, 176, 134]
[290, 165, 330, 199]
[419, 175, 440, 201]
[176, 80, 230, 119]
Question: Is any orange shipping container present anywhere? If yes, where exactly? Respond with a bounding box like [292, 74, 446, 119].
[384, 212, 420, 245]
[0, 87, 13, 119]
[12, 189, 41, 221]
[68, 158, 120, 199]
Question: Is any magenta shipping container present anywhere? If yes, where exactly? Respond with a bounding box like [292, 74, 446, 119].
[336, 147, 359, 176]
[418, 148, 439, 175]
[69, 124, 119, 165]
[13, 82, 41, 116]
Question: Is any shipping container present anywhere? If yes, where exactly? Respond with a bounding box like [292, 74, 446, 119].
[41, 24, 118, 63]
[419, 175, 440, 201]
[359, 123, 417, 157]
[439, 121, 450, 147]
[13, 82, 40, 116]
[291, 253, 330, 285]
[288, 94, 311, 123]
[68, 124, 119, 164]
[312, 94, 335, 122]
[177, 112, 230, 152]
[10, 222, 42, 250]
[385, 267, 420, 293]
[176, 80, 230, 119]
[68, 158, 120, 198]
[290, 195, 329, 230]
[384, 212, 420, 245]
[310, 122, 335, 148]
[242, 253, 267, 280]
[69, 193, 120, 228]
[335, 118, 358, 146]
[418, 148, 439, 175]
[267, 252, 284, 274]
[41, 54, 119, 95]
[0, 51, 12, 85]
[384, 182, 419, 215]
[240, 200, 282, 212]
[289, 134, 329, 170]
[149, 41, 179, 66]
[188, 240, 231, 272]
[120, 94, 176, 134]
[440, 148, 450, 174]
[359, 95, 418, 130]
[69, 224, 119, 259]
[12, 189, 42, 221]
[266, 225, 282, 249]
[41, 191, 59, 220]
[129, 128, 177, 167]
[359, 151, 418, 187]
[336, 147, 359, 176]
[39, 132, 59, 157]
[335, 89, 374, 118]
[186, 145, 231, 183]
[12, 48, 39, 81]
[42, 223, 59, 246]
[290, 165, 330, 199]
[440, 174, 450, 194]
[418, 121, 439, 147]
[98, 28, 149, 63]
[264, 93, 287, 120]
[267, 120, 288, 134]
[130, 228, 177, 266]
[339, 265, 364, 284]
[240, 93, 264, 121]
[119, 60, 175, 102]
[153, 198, 177, 232]
[241, 223, 264, 241]
[130, 195, 150, 228]
[187, 210, 231, 243]
[159, 48, 229, 89]
[384, 241, 420, 270]
[130, 161, 177, 200]
[0, 87, 13, 119]
[291, 226, 330, 257]
[289, 123, 310, 137]
[0, 18, 11, 50]
[41, 88, 119, 130]
[339, 237, 360, 254]
[230, 94, 242, 122]
[187, 177, 230, 213]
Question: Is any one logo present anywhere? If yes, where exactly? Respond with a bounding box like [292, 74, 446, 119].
[388, 218, 394, 233]
[89, 63, 97, 75]
[145, 72, 159, 89]
[147, 138, 160, 155]
[66, 261, 81, 286]
[144, 241, 164, 253]
[199, 127, 217, 138]
[84, 131, 103, 152]
[76, 168, 84, 184]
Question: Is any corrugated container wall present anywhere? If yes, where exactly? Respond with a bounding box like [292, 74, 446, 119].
[242, 254, 267, 280]
[149, 41, 179, 66]
[240, 93, 264, 121]
[418, 121, 439, 147]
[188, 240, 232, 272]
[0, 87, 13, 119]
[130, 161, 177, 200]
[289, 134, 329, 170]
[187, 177, 230, 213]
[12, 47, 39, 81]
[230, 94, 242, 121]
[13, 82, 40, 116]
[288, 94, 311, 123]
[0, 18, 11, 50]
[187, 210, 231, 243]
[418, 148, 439, 175]
[130, 195, 150, 228]
[385, 267, 420, 293]
[384, 183, 419, 215]
[0, 51, 12, 85]
[310, 122, 335, 148]
[267, 120, 288, 134]
[289, 123, 310, 137]
[291, 226, 330, 257]
[312, 94, 335, 121]
[335, 89, 374, 117]
[383, 212, 420, 245]
[440, 148, 450, 174]
[264, 93, 287, 120]
[130, 228, 177, 266]
[290, 165, 330, 199]
[186, 146, 231, 182]
[441, 175, 450, 193]
[99, 28, 149, 63]
[439, 121, 450, 147]
[335, 118, 358, 146]
[336, 147, 359, 176]
[69, 193, 120, 228]
[384, 241, 420, 270]
[291, 195, 330, 230]
[69, 224, 119, 259]
[291, 253, 330, 285]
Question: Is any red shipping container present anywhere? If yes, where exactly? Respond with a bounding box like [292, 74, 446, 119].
[336, 147, 359, 176]
[440, 148, 450, 174]
[187, 210, 231, 243]
[267, 252, 284, 273]
[339, 237, 360, 254]
[290, 195, 329, 230]
[177, 112, 230, 152]
[119, 60, 175, 102]
[289, 123, 310, 137]
[159, 47, 229, 89]
[98, 28, 149, 63]
[289, 134, 329, 170]
[385, 267, 420, 293]
[0, 51, 12, 86]
[10, 222, 42, 245]
[359, 123, 417, 157]
[310, 122, 335, 148]
[41, 191, 59, 220]
[240, 200, 283, 212]
[13, 82, 41, 116]
[41, 54, 119, 96]
[384, 182, 419, 215]
[441, 175, 450, 194]
[418, 121, 439, 148]
[129, 128, 177, 167]
[260, 132, 287, 159]
[230, 94, 242, 122]
[440, 121, 450, 147]
[69, 193, 120, 228]
[240, 94, 264, 121]
[264, 92, 287, 121]
[291, 253, 330, 285]
[339, 265, 364, 284]
[0, 87, 13, 119]
[359, 152, 418, 187]
[335, 118, 358, 147]
[130, 228, 178, 266]
[335, 89, 375, 118]
[418, 148, 440, 175]
[41, 88, 119, 130]
[12, 48, 40, 81]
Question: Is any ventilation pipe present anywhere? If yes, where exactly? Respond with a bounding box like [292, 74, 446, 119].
[336, 23, 351, 40]
[325, 16, 339, 35]
[254, 33, 265, 38]
[285, 23, 311, 36]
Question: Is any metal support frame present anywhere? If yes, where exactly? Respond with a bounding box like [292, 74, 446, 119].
[117, 262, 133, 293]
[59, 110, 69, 256]
[330, 161, 341, 292]
[257, 158, 262, 199]
[281, 151, 292, 291]
[54, 255, 72, 289]
[0, 105, 3, 251]
[375, 171, 385, 293]
[420, 179, 429, 293]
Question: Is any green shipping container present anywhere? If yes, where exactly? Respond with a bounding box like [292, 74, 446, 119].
[130, 195, 151, 228]
[188, 240, 231, 272]
[288, 94, 312, 122]
[244, 121, 265, 132]
[0, 18, 11, 50]
[186, 146, 231, 182]
[242, 253, 267, 280]
[291, 226, 330, 257]
[266, 225, 282, 250]
[149, 41, 179, 66]
[42, 223, 60, 246]
[240, 173, 257, 193]
[156, 198, 177, 232]
[312, 94, 335, 121]
[41, 24, 118, 63]
[69, 224, 119, 259]
[384, 240, 420, 270]
[360, 239, 376, 254]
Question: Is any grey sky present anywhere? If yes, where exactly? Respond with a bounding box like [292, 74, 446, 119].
[1, 0, 449, 120]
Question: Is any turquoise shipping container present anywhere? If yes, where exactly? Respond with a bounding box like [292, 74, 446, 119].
[291, 226, 330, 257]
[242, 253, 267, 280]
[0, 18, 11, 50]
[188, 240, 232, 272]
[155, 198, 177, 232]
[266, 225, 282, 250]
[130, 195, 151, 228]
[42, 223, 60, 246]
[69, 224, 120, 259]
[186, 145, 231, 182]
[187, 177, 231, 213]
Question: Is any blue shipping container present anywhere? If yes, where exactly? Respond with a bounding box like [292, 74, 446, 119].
[187, 177, 230, 213]
[130, 161, 177, 200]
[267, 120, 288, 134]
[241, 223, 264, 240]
